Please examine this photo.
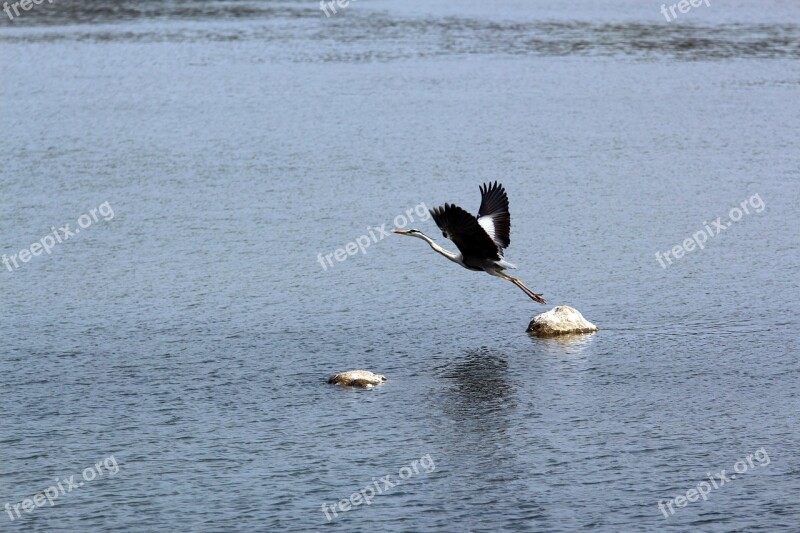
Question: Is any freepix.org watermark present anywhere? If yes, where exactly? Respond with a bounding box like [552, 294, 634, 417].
[2, 201, 114, 272]
[660, 0, 711, 23]
[3, 0, 55, 22]
[317, 202, 430, 271]
[5, 455, 120, 522]
[655, 193, 765, 269]
[657, 447, 770, 519]
[321, 454, 435, 521]
[319, 0, 356, 17]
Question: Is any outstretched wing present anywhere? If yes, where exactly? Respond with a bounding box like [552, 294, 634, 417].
[477, 181, 511, 249]
[430, 203, 501, 261]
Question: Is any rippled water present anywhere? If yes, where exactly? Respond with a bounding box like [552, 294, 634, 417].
[2, 1, 799, 531]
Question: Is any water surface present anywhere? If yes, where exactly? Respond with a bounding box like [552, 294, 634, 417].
[1, 1, 799, 531]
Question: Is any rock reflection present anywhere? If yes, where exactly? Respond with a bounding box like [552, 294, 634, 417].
[528, 332, 597, 359]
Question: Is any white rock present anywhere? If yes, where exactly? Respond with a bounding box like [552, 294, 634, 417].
[327, 370, 387, 388]
[526, 305, 598, 336]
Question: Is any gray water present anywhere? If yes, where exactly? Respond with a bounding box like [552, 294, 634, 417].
[1, 1, 799, 531]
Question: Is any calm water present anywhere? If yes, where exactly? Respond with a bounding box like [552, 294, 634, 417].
[2, 1, 799, 531]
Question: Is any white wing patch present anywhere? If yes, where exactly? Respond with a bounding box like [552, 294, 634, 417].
[478, 215, 504, 249]
[478, 216, 495, 240]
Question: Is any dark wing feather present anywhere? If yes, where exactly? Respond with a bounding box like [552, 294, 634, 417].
[430, 203, 501, 261]
[477, 181, 511, 249]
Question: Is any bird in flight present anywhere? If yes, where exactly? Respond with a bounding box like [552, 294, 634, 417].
[393, 182, 546, 304]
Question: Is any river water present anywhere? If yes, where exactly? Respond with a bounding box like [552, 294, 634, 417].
[1, 1, 799, 531]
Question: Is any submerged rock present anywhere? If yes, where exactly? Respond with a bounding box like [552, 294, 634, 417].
[327, 370, 387, 388]
[526, 305, 598, 336]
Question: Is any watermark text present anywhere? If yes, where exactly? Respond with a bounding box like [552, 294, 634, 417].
[658, 447, 769, 518]
[321, 454, 435, 521]
[3, 201, 114, 272]
[655, 193, 764, 269]
[5, 455, 120, 522]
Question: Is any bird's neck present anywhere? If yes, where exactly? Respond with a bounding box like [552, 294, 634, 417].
[417, 233, 460, 264]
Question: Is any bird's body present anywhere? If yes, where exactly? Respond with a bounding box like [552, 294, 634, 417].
[393, 182, 546, 304]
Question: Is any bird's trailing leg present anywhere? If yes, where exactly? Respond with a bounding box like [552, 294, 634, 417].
[496, 271, 547, 304]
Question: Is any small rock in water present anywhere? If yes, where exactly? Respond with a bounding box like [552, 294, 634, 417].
[526, 305, 598, 336]
[327, 370, 387, 388]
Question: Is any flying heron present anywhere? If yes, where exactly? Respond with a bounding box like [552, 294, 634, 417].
[393, 182, 546, 304]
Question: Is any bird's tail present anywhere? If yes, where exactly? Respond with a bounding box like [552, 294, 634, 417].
[497, 259, 517, 269]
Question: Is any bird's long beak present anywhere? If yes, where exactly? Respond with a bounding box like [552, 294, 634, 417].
[392, 229, 410, 235]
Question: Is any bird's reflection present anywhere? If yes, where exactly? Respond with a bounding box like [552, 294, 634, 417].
[427, 348, 545, 517]
[436, 347, 515, 425]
